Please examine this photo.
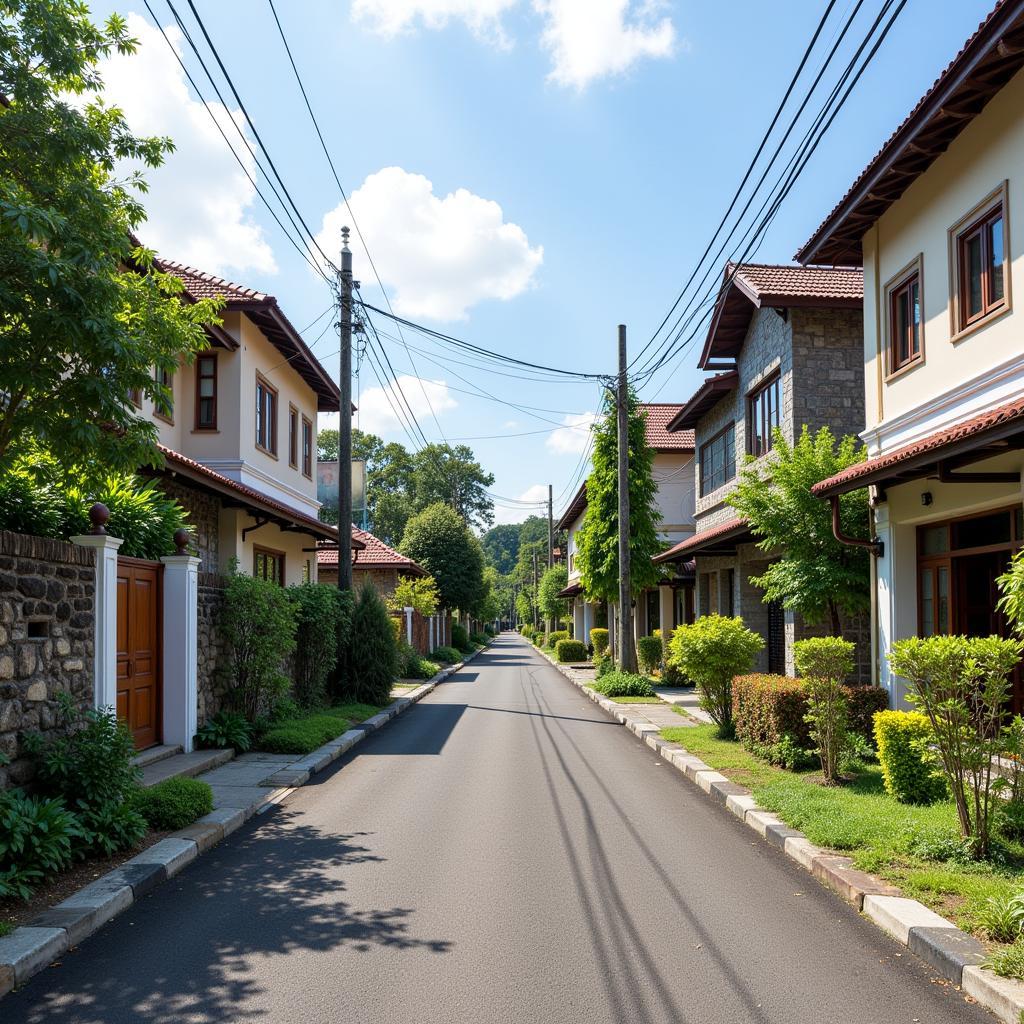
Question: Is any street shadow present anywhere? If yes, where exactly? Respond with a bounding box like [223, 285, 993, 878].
[341, 703, 467, 756]
[444, 669, 479, 683]
[3, 810, 451, 1024]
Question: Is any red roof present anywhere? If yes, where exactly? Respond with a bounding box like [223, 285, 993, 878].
[641, 404, 695, 451]
[798, 1, 1024, 265]
[812, 394, 1024, 498]
[667, 371, 739, 432]
[318, 526, 426, 575]
[158, 261, 270, 303]
[652, 517, 750, 563]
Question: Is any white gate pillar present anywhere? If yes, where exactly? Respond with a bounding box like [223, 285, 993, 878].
[404, 606, 414, 647]
[161, 530, 200, 751]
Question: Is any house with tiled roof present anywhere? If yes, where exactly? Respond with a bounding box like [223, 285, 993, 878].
[317, 526, 427, 595]
[657, 261, 867, 678]
[555, 403, 697, 648]
[800, 0, 1024, 709]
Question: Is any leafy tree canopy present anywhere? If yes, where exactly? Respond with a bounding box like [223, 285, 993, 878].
[411, 443, 495, 530]
[399, 502, 485, 613]
[538, 564, 569, 623]
[0, 2, 220, 471]
[481, 523, 521, 575]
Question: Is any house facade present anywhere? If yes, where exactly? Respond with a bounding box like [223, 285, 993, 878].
[656, 263, 867, 678]
[801, 1, 1024, 708]
[317, 525, 426, 596]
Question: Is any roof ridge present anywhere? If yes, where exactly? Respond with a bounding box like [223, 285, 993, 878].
[158, 258, 272, 303]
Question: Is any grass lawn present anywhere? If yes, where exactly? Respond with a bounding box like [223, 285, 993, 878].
[0, 920, 12, 937]
[610, 696, 665, 704]
[661, 723, 1024, 941]
[257, 702, 384, 755]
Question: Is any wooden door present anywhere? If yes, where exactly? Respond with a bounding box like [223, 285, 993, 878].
[116, 559, 162, 749]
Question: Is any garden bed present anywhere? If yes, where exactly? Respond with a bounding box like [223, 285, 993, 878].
[255, 702, 384, 755]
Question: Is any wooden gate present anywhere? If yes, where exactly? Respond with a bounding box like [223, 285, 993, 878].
[116, 558, 162, 750]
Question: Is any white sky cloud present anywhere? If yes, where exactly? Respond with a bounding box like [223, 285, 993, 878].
[317, 166, 542, 321]
[96, 15, 275, 277]
[546, 411, 599, 455]
[351, 0, 677, 89]
[358, 374, 457, 435]
[493, 483, 549, 524]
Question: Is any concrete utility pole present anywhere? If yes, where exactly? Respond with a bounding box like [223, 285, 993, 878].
[532, 550, 539, 629]
[337, 227, 353, 592]
[617, 324, 637, 673]
[547, 485, 554, 569]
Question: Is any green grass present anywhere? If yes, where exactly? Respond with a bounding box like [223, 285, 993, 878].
[610, 695, 664, 704]
[660, 722, 1024, 940]
[0, 920, 12, 938]
[257, 702, 384, 755]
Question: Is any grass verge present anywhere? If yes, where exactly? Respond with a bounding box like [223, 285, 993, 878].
[610, 696, 665, 704]
[258, 702, 384, 755]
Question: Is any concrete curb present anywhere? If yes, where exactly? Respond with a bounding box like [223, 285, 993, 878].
[0, 670, 447, 1000]
[538, 648, 1024, 1024]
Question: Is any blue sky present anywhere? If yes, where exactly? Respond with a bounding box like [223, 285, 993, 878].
[86, 0, 995, 526]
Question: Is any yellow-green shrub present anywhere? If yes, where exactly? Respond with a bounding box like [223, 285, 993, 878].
[590, 628, 609, 656]
[874, 710, 946, 805]
[636, 635, 662, 675]
[556, 639, 587, 662]
[548, 630, 569, 649]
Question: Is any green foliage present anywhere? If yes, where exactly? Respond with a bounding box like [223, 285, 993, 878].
[470, 632, 488, 645]
[637, 635, 662, 676]
[432, 645, 461, 664]
[451, 622, 473, 654]
[195, 710, 252, 753]
[326, 589, 355, 703]
[130, 778, 213, 831]
[481, 523, 522, 575]
[590, 628, 609, 657]
[593, 652, 613, 679]
[25, 697, 144, 857]
[532, 630, 546, 647]
[220, 564, 297, 721]
[556, 638, 587, 662]
[519, 622, 533, 638]
[794, 636, 855, 684]
[846, 686, 889, 743]
[874, 710, 946, 805]
[258, 715, 349, 755]
[0, 3, 222, 471]
[0, 788, 80, 900]
[538, 564, 569, 623]
[977, 892, 1024, 943]
[668, 615, 763, 733]
[592, 671, 656, 698]
[398, 642, 440, 680]
[983, 935, 1024, 979]
[889, 633, 1024, 858]
[733, 674, 812, 750]
[804, 677, 848, 785]
[575, 389, 662, 602]
[516, 594, 534, 626]
[400, 502, 486, 613]
[997, 548, 1024, 636]
[388, 574, 440, 617]
[288, 583, 341, 707]
[728, 426, 870, 633]
[345, 582, 399, 706]
[409, 443, 496, 530]
[548, 629, 569, 649]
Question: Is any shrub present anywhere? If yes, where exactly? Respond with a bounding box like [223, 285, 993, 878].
[289, 583, 341, 708]
[0, 789, 80, 900]
[592, 671, 656, 698]
[845, 686, 889, 742]
[590, 628, 609, 657]
[258, 715, 348, 755]
[804, 678, 848, 785]
[326, 589, 355, 703]
[451, 623, 473, 654]
[470, 632, 489, 646]
[130, 778, 213, 831]
[548, 630, 569, 650]
[733, 674, 811, 750]
[388, 574, 440, 617]
[532, 631, 546, 647]
[432, 645, 461, 664]
[873, 710, 946, 805]
[977, 891, 1024, 943]
[520, 624, 533, 638]
[794, 636, 854, 682]
[556, 639, 587, 663]
[398, 639, 439, 680]
[637, 635, 662, 676]
[669, 615, 763, 735]
[346, 582, 400, 706]
[484, 624, 495, 636]
[660, 630, 687, 686]
[220, 564, 297, 721]
[195, 710, 253, 752]
[594, 652, 613, 679]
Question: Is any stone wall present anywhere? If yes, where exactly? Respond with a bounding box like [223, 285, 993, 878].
[0, 531, 96, 789]
[158, 477, 221, 574]
[197, 572, 228, 725]
[317, 564, 402, 599]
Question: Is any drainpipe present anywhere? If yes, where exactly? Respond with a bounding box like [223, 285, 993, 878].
[829, 495, 883, 557]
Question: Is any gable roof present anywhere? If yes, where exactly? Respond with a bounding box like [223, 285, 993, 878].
[317, 526, 426, 575]
[798, 0, 1024, 266]
[156, 259, 341, 412]
[666, 371, 740, 432]
[641, 403, 695, 451]
[652, 517, 751, 563]
[555, 482, 587, 532]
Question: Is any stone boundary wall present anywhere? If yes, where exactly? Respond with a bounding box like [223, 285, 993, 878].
[197, 571, 227, 726]
[0, 531, 96, 790]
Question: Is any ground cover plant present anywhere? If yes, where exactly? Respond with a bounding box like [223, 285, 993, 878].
[255, 702, 384, 755]
[591, 671, 656, 698]
[130, 778, 213, 831]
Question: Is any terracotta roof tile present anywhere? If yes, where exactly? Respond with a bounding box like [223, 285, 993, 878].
[156, 260, 270, 304]
[730, 263, 863, 303]
[317, 527, 426, 575]
[640, 403, 695, 451]
[652, 517, 749, 563]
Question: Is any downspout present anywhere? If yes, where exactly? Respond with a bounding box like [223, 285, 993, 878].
[870, 225, 884, 689]
[829, 494, 883, 556]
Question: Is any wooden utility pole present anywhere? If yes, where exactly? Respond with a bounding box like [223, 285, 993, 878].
[532, 550, 539, 629]
[337, 227, 353, 592]
[547, 485, 554, 569]
[617, 324, 637, 672]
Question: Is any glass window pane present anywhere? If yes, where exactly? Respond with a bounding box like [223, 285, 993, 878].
[921, 525, 948, 555]
[920, 568, 934, 637]
[953, 511, 1011, 550]
[911, 281, 921, 356]
[897, 289, 910, 364]
[967, 233, 984, 316]
[200, 379, 214, 398]
[937, 567, 949, 634]
[990, 215, 1005, 303]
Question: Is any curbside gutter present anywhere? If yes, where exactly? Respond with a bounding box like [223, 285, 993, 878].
[0, 650, 483, 1000]
[538, 647, 1022, 1024]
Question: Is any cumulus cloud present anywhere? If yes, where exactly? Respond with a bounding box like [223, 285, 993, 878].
[356, 374, 457, 435]
[493, 483, 549, 524]
[95, 14, 275, 276]
[351, 0, 677, 88]
[317, 167, 542, 321]
[546, 411, 599, 455]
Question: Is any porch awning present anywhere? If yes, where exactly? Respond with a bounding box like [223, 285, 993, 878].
[652, 518, 752, 563]
[812, 395, 1024, 498]
[557, 581, 584, 599]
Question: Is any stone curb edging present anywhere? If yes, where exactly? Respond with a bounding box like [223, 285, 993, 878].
[537, 649, 1023, 1024]
[0, 657, 471, 1001]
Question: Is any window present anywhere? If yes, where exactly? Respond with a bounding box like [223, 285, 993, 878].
[952, 189, 1009, 335]
[255, 375, 278, 455]
[888, 270, 922, 374]
[253, 547, 285, 585]
[288, 405, 299, 468]
[699, 424, 735, 496]
[747, 374, 780, 457]
[302, 559, 311, 583]
[301, 416, 313, 478]
[154, 366, 174, 422]
[194, 353, 217, 430]
[129, 387, 142, 409]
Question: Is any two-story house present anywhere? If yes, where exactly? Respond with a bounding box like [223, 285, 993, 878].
[801, 1, 1024, 709]
[556, 403, 696, 648]
[655, 262, 866, 677]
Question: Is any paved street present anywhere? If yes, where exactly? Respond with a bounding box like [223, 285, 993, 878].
[3, 635, 990, 1024]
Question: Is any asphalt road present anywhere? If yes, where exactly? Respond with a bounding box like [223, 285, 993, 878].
[3, 634, 992, 1023]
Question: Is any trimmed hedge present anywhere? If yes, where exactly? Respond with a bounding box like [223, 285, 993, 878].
[874, 710, 946, 804]
[520, 624, 533, 637]
[590, 628, 609, 657]
[532, 631, 546, 647]
[592, 671, 655, 698]
[637, 635, 662, 675]
[432, 645, 461, 664]
[130, 777, 213, 831]
[556, 638, 587, 662]
[548, 630, 569, 650]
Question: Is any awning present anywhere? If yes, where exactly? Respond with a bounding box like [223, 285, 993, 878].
[652, 518, 752, 562]
[667, 372, 738, 432]
[557, 581, 584, 599]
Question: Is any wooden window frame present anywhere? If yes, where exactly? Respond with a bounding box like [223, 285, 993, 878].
[253, 545, 286, 586]
[746, 372, 781, 457]
[194, 352, 218, 431]
[699, 423, 736, 497]
[884, 256, 925, 380]
[949, 182, 1011, 342]
[153, 366, 174, 424]
[288, 404, 299, 469]
[255, 373, 279, 457]
[129, 387, 143, 409]
[301, 415, 313, 479]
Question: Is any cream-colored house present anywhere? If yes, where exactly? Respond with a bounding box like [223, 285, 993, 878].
[801, 0, 1024, 709]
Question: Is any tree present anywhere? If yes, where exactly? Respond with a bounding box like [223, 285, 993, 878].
[538, 564, 568, 625]
[728, 425, 870, 635]
[481, 523, 521, 575]
[400, 502, 485, 613]
[515, 590, 533, 625]
[576, 389, 662, 602]
[0, 3, 220, 471]
[411, 443, 495, 530]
